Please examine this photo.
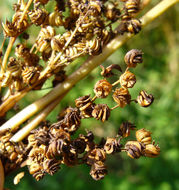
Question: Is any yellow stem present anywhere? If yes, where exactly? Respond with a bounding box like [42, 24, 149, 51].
[19, 0, 33, 23]
[0, 0, 178, 132]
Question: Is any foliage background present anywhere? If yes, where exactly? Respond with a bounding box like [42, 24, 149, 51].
[0, 0, 179, 190]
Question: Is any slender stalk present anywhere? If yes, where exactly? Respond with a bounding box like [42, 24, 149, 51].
[0, 0, 178, 132]
[10, 94, 65, 142]
[1, 37, 16, 73]
[0, 159, 4, 190]
[19, 0, 33, 23]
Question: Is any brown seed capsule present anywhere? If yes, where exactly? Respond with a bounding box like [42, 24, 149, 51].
[112, 88, 131, 108]
[43, 159, 61, 175]
[86, 148, 106, 165]
[72, 138, 86, 154]
[104, 137, 121, 154]
[136, 128, 152, 145]
[124, 49, 143, 68]
[104, 3, 121, 21]
[87, 38, 102, 56]
[48, 11, 63, 27]
[118, 121, 136, 137]
[14, 172, 24, 185]
[2, 20, 18, 37]
[90, 161, 107, 181]
[124, 0, 140, 15]
[125, 141, 144, 159]
[119, 70, 136, 88]
[94, 79, 112, 98]
[92, 104, 111, 122]
[143, 143, 160, 158]
[127, 19, 141, 34]
[136, 90, 154, 107]
[100, 64, 122, 78]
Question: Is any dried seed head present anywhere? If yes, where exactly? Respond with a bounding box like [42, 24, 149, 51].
[2, 20, 18, 37]
[48, 11, 63, 27]
[136, 90, 154, 107]
[90, 161, 107, 181]
[124, 49, 143, 68]
[143, 143, 160, 158]
[113, 88, 131, 108]
[124, 0, 141, 15]
[118, 121, 136, 137]
[92, 104, 111, 122]
[104, 3, 121, 21]
[86, 148, 106, 165]
[72, 138, 86, 154]
[119, 70, 136, 88]
[125, 141, 144, 159]
[87, 38, 102, 56]
[104, 137, 121, 154]
[136, 128, 152, 145]
[43, 159, 61, 175]
[94, 79, 112, 98]
[100, 64, 122, 78]
[127, 19, 141, 34]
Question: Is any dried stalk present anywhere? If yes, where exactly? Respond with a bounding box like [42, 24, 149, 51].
[0, 159, 4, 190]
[0, 0, 178, 134]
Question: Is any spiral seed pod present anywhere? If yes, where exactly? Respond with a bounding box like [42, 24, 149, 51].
[118, 121, 136, 137]
[100, 64, 122, 78]
[14, 172, 24, 185]
[32, 170, 45, 181]
[92, 104, 111, 122]
[48, 11, 63, 27]
[89, 0, 103, 13]
[124, 0, 140, 15]
[90, 161, 107, 181]
[101, 29, 113, 46]
[94, 79, 112, 98]
[136, 128, 152, 145]
[124, 49, 143, 68]
[87, 38, 102, 56]
[143, 143, 160, 158]
[125, 141, 144, 159]
[51, 34, 64, 52]
[119, 70, 136, 88]
[0, 71, 13, 88]
[7, 57, 21, 78]
[22, 66, 40, 85]
[112, 87, 131, 108]
[127, 19, 141, 34]
[12, 11, 28, 31]
[43, 159, 61, 175]
[86, 148, 106, 165]
[29, 8, 48, 26]
[104, 137, 121, 154]
[72, 138, 86, 154]
[136, 90, 154, 107]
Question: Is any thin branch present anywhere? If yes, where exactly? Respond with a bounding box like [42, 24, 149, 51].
[0, 0, 178, 132]
[0, 159, 4, 190]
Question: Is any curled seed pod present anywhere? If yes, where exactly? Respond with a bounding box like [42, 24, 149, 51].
[143, 143, 160, 158]
[119, 70, 136, 88]
[100, 64, 122, 78]
[136, 128, 152, 145]
[62, 107, 81, 133]
[86, 148, 106, 165]
[101, 29, 113, 46]
[89, 0, 103, 13]
[14, 172, 24, 185]
[124, 0, 140, 15]
[92, 104, 111, 122]
[90, 161, 107, 181]
[0, 71, 13, 88]
[75, 95, 93, 110]
[33, 170, 45, 181]
[12, 11, 28, 31]
[113, 87, 131, 108]
[79, 131, 95, 151]
[22, 66, 40, 85]
[124, 49, 143, 68]
[86, 38, 102, 56]
[7, 57, 21, 78]
[136, 90, 154, 107]
[94, 79, 112, 98]
[65, 46, 79, 58]
[104, 2, 121, 21]
[127, 19, 141, 34]
[29, 162, 43, 175]
[43, 159, 61, 175]
[48, 11, 63, 27]
[49, 126, 70, 141]
[29, 8, 48, 26]
[125, 141, 144, 159]
[2, 20, 18, 37]
[51, 34, 64, 52]
[104, 137, 121, 154]
[33, 126, 49, 145]
[118, 121, 136, 137]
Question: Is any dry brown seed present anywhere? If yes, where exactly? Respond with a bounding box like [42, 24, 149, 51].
[14, 172, 24, 185]
[125, 0, 141, 14]
[127, 19, 141, 34]
[94, 79, 112, 98]
[124, 49, 143, 68]
[113, 88, 131, 108]
[143, 143, 160, 158]
[119, 70, 136, 88]
[136, 128, 152, 145]
[136, 90, 154, 107]
[118, 121, 136, 137]
[100, 64, 122, 78]
[104, 137, 121, 154]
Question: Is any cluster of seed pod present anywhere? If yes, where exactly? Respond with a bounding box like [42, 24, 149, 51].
[0, 0, 143, 100]
[0, 49, 159, 183]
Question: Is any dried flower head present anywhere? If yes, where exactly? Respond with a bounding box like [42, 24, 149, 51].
[119, 70, 136, 88]
[136, 128, 152, 145]
[136, 90, 154, 107]
[118, 121, 136, 137]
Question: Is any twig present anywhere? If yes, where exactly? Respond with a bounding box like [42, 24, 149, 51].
[0, 0, 178, 132]
[0, 159, 4, 190]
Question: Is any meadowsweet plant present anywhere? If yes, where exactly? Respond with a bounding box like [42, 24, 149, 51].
[0, 0, 178, 188]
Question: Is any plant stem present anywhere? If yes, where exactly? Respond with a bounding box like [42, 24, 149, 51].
[0, 159, 4, 190]
[0, 0, 178, 132]
[19, 0, 33, 23]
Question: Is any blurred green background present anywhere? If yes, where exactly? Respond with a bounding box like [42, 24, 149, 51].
[0, 0, 179, 190]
